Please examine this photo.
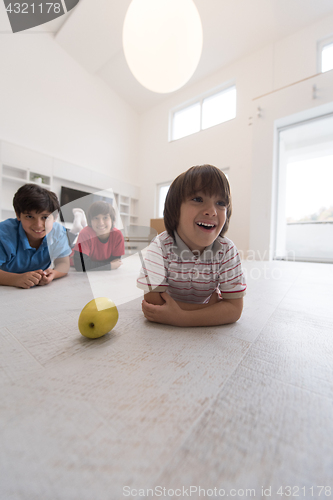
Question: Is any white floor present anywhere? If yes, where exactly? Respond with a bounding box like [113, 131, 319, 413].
[0, 260, 332, 500]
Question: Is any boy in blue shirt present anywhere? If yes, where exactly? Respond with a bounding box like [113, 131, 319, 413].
[0, 184, 71, 289]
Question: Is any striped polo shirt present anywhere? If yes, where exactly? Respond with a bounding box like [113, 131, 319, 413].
[137, 231, 246, 304]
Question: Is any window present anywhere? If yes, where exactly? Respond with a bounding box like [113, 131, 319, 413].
[322, 42, 333, 73]
[170, 84, 236, 141]
[202, 87, 236, 129]
[172, 103, 200, 141]
[286, 156, 333, 223]
[275, 114, 333, 263]
[318, 37, 333, 73]
[157, 182, 171, 218]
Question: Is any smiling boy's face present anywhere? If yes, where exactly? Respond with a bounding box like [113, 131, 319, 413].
[17, 210, 55, 247]
[177, 191, 227, 253]
[90, 213, 112, 240]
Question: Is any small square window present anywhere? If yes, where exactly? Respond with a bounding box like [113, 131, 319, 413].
[170, 83, 237, 142]
[322, 42, 333, 73]
[172, 103, 201, 141]
[202, 86, 236, 130]
[157, 183, 171, 218]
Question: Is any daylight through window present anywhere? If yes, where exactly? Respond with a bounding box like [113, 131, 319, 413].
[171, 85, 236, 141]
[157, 184, 171, 218]
[202, 87, 236, 129]
[321, 42, 333, 73]
[172, 103, 200, 141]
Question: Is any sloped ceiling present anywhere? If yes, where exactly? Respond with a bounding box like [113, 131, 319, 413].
[55, 0, 333, 113]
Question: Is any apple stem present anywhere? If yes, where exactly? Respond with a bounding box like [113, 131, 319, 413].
[89, 323, 94, 328]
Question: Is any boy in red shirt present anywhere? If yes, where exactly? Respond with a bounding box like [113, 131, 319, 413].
[73, 201, 124, 272]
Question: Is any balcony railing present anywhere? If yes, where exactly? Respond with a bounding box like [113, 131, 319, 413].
[285, 221, 333, 263]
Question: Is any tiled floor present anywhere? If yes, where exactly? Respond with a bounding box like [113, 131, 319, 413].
[0, 259, 332, 500]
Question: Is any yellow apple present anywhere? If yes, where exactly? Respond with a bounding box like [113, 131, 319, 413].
[78, 297, 118, 339]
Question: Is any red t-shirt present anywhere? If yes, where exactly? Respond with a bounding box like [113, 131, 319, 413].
[73, 226, 125, 261]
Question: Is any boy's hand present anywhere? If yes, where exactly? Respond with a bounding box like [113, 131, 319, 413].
[142, 292, 185, 326]
[38, 268, 56, 286]
[15, 270, 44, 289]
[111, 259, 122, 270]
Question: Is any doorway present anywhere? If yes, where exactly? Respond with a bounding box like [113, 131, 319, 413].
[275, 114, 333, 263]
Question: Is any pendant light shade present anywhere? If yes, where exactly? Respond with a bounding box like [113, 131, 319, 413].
[123, 0, 203, 93]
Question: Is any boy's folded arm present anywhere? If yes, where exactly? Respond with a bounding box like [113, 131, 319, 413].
[173, 291, 221, 311]
[145, 289, 221, 311]
[0, 269, 13, 286]
[109, 255, 122, 262]
[73, 251, 111, 272]
[0, 269, 21, 287]
[37, 257, 70, 286]
[52, 256, 70, 278]
[144, 291, 166, 306]
[179, 297, 243, 326]
[143, 292, 243, 326]
[0, 269, 44, 288]
[173, 300, 211, 311]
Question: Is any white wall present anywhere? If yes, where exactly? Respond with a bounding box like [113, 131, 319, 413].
[0, 34, 140, 188]
[138, 13, 333, 255]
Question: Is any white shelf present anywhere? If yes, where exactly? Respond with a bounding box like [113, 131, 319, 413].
[1, 141, 140, 228]
[2, 175, 27, 183]
[2, 164, 27, 179]
[2, 176, 50, 188]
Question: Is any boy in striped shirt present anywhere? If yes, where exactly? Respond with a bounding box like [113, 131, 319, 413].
[137, 165, 246, 326]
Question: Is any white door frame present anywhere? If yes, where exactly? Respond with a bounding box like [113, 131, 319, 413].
[249, 70, 333, 261]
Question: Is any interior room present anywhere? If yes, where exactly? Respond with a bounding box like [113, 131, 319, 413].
[0, 1, 332, 498]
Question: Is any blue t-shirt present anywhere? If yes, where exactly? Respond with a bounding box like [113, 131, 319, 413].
[0, 218, 71, 273]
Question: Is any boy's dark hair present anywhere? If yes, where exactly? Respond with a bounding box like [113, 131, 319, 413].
[87, 201, 116, 226]
[164, 164, 232, 238]
[13, 183, 60, 216]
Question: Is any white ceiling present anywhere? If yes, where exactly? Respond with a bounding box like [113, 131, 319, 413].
[2, 0, 333, 113]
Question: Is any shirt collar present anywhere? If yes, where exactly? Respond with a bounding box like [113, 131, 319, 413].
[172, 231, 221, 261]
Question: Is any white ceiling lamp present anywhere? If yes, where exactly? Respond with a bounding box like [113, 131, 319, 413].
[123, 0, 203, 94]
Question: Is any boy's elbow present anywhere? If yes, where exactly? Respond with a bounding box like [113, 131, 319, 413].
[54, 256, 70, 274]
[144, 291, 165, 306]
[231, 309, 242, 323]
[223, 297, 243, 324]
[233, 302, 243, 322]
[63, 257, 70, 272]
